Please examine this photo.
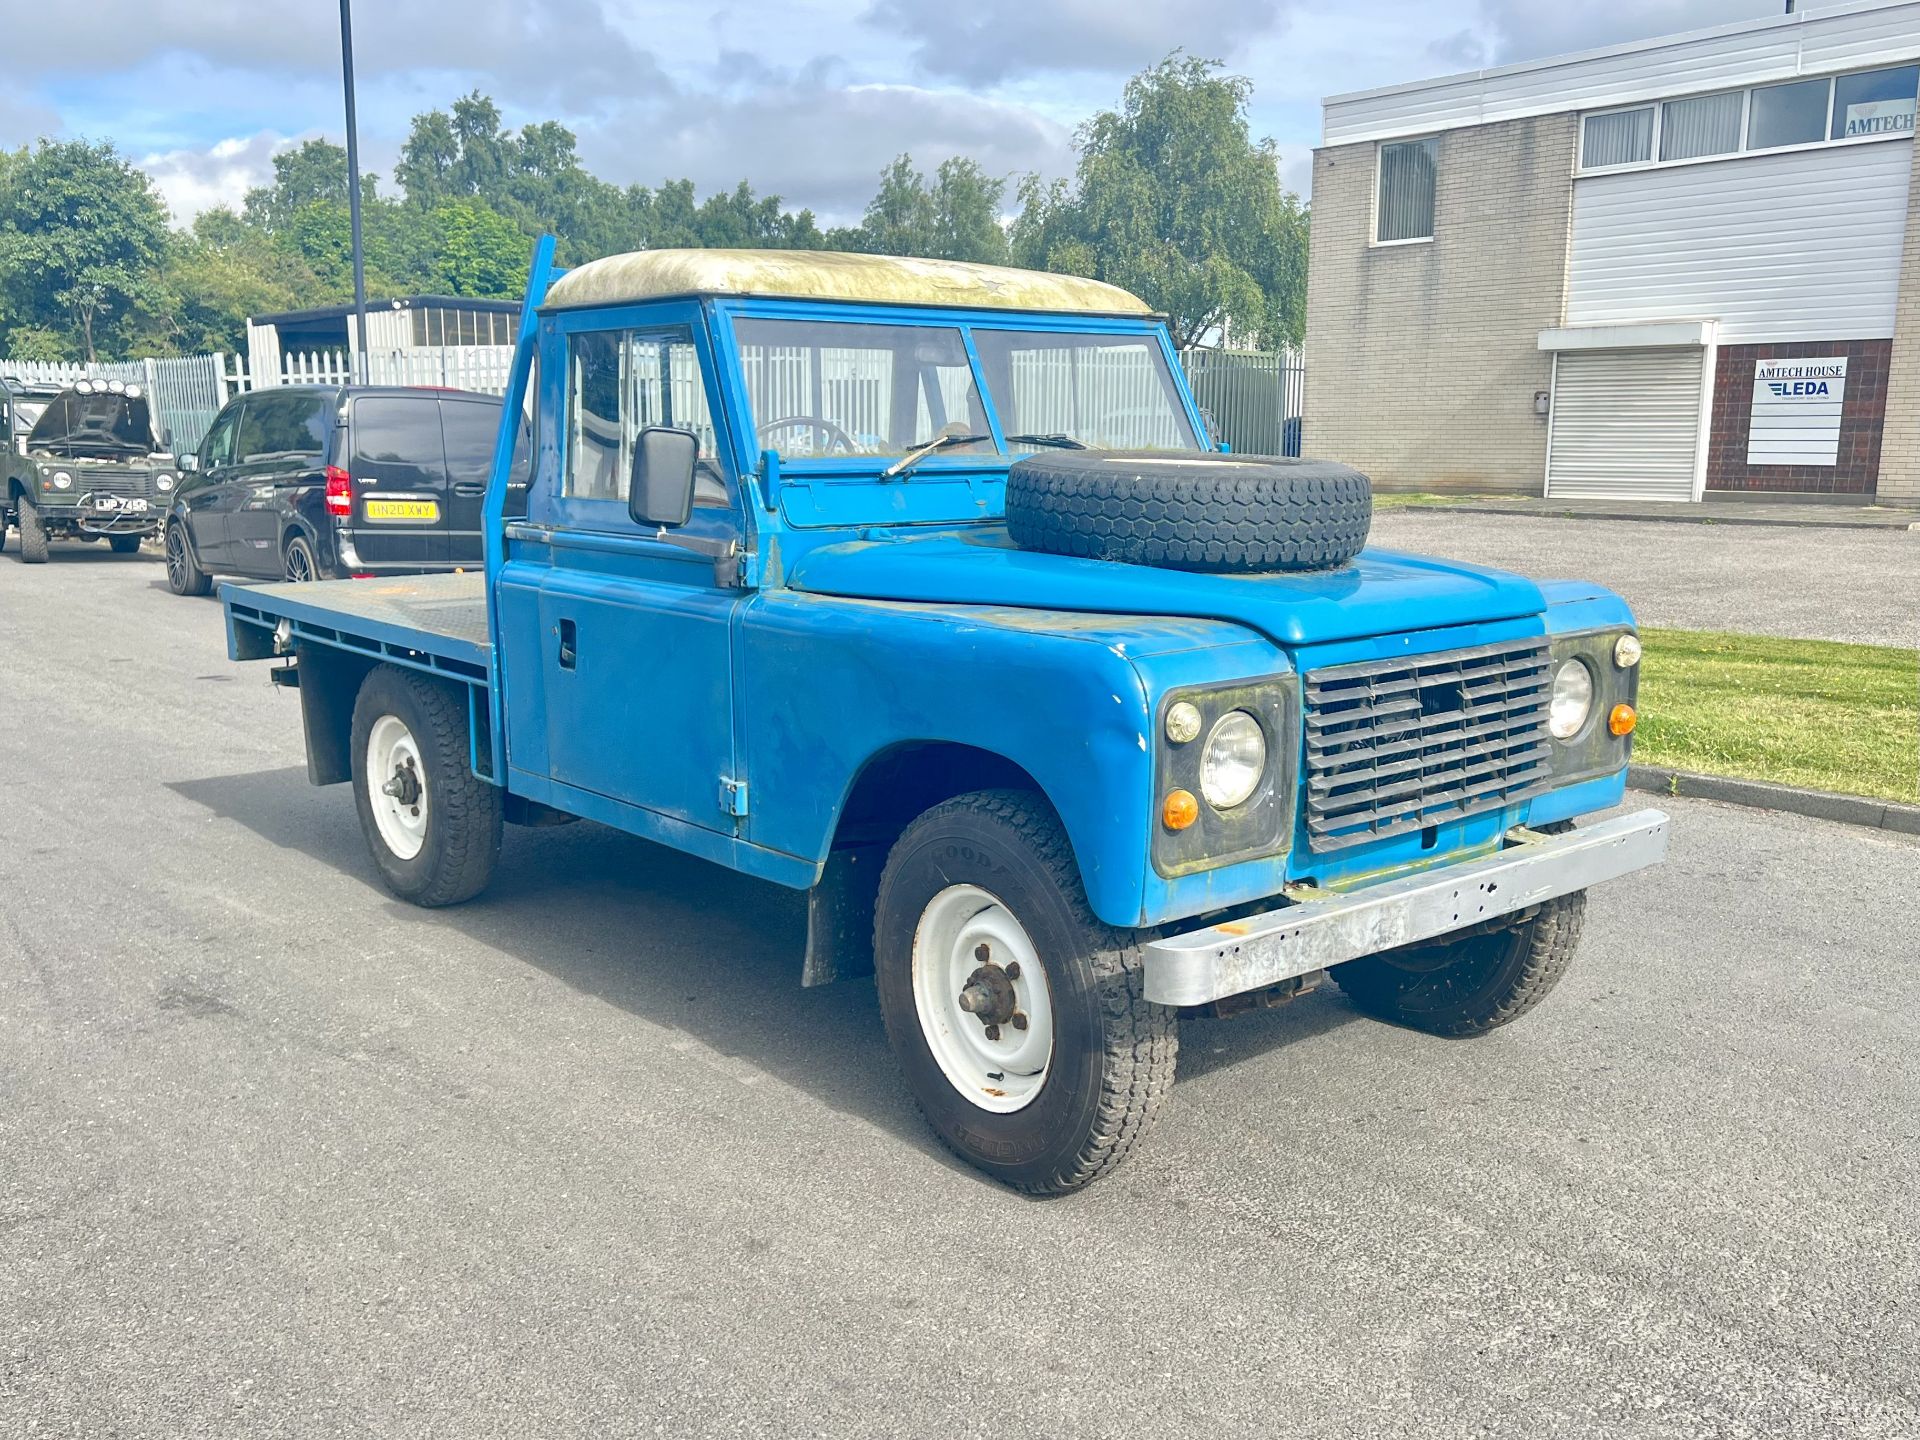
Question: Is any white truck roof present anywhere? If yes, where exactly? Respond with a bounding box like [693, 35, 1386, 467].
[540, 248, 1154, 317]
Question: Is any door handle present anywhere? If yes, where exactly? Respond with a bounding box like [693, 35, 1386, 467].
[557, 618, 577, 670]
[452, 481, 486, 497]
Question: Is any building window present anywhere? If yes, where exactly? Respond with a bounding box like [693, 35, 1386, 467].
[1832, 64, 1918, 140]
[1376, 138, 1438, 243]
[1582, 107, 1654, 167]
[1748, 78, 1830, 150]
[1660, 91, 1743, 161]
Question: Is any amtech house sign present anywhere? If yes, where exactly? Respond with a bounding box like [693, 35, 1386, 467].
[1748, 358, 1847, 467]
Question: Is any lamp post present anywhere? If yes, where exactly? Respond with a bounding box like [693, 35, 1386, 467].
[339, 0, 369, 383]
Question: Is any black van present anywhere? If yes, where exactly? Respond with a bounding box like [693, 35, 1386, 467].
[162, 385, 522, 594]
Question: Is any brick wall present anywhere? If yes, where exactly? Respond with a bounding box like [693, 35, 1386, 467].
[1303, 114, 1576, 493]
[1705, 339, 1889, 496]
[1876, 135, 1920, 505]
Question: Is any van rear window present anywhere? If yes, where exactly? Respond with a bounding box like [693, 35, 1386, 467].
[352, 398, 447, 489]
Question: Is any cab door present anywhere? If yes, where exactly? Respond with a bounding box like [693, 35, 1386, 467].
[509, 311, 743, 836]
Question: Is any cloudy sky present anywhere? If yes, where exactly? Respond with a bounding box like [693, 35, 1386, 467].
[4, 0, 1791, 226]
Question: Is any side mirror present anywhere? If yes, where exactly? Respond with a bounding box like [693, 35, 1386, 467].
[628, 426, 698, 528]
[178, 452, 200, 474]
[161, 427, 176, 452]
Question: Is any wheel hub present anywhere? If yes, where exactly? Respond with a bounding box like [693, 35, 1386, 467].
[382, 760, 422, 809]
[911, 887, 1053, 1113]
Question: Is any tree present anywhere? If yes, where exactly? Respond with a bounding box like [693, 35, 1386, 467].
[856, 155, 936, 257]
[426, 199, 528, 296]
[0, 139, 170, 360]
[1012, 54, 1310, 348]
[929, 157, 1009, 264]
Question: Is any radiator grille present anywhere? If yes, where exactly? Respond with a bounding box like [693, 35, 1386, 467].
[74, 468, 153, 497]
[1303, 637, 1553, 852]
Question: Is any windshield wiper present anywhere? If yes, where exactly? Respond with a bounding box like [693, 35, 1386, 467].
[880, 430, 991, 480]
[1004, 433, 1088, 449]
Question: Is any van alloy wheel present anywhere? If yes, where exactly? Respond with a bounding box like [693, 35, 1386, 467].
[284, 535, 318, 582]
[165, 523, 212, 596]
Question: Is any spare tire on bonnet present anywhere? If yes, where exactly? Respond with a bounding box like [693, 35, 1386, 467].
[1005, 450, 1372, 574]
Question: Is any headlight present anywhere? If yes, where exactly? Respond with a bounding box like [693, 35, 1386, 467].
[1614, 633, 1642, 668]
[1164, 700, 1203, 745]
[154, 473, 175, 491]
[1200, 710, 1266, 809]
[1548, 659, 1595, 740]
[51, 470, 72, 489]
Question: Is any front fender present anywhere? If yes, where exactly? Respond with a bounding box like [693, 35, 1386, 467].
[739, 592, 1286, 929]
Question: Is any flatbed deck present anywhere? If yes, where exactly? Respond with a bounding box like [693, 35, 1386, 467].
[222, 571, 491, 679]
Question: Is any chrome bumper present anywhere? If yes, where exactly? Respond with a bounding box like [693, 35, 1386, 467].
[1142, 809, 1671, 1006]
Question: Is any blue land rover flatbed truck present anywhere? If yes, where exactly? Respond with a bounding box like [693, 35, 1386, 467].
[221, 238, 1669, 1193]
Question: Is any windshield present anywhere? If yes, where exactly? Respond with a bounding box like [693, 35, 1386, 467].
[969, 330, 1201, 453]
[27, 390, 160, 457]
[733, 317, 1202, 464]
[735, 318, 994, 461]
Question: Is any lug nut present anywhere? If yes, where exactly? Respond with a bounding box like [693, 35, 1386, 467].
[974, 943, 990, 962]
[983, 1024, 1001, 1042]
[1011, 1012, 1028, 1031]
[1005, 961, 1021, 980]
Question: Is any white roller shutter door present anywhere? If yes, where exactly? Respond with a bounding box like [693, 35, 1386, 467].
[1545, 347, 1706, 502]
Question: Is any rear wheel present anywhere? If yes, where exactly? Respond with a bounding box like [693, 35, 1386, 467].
[1332, 893, 1587, 1037]
[164, 522, 212, 596]
[283, 533, 319, 582]
[350, 664, 501, 906]
[873, 789, 1177, 1194]
[16, 496, 48, 564]
[108, 534, 141, 555]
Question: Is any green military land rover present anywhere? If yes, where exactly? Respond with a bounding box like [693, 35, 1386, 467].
[2, 377, 181, 563]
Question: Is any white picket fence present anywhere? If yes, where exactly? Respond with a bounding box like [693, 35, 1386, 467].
[228, 345, 518, 396]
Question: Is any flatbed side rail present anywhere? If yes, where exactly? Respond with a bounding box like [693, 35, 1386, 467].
[225, 597, 497, 781]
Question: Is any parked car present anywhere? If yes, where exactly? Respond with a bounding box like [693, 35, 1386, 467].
[162, 384, 520, 595]
[218, 239, 1669, 1195]
[2, 377, 180, 563]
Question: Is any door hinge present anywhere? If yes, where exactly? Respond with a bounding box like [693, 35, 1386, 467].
[719, 777, 749, 818]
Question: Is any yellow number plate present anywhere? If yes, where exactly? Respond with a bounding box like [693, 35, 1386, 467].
[363, 498, 440, 521]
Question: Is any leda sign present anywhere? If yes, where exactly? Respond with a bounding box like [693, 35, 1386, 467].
[1747, 358, 1847, 467]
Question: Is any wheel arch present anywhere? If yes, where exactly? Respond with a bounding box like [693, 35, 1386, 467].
[803, 739, 1070, 988]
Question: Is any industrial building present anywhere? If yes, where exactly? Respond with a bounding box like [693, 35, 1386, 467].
[1304, 0, 1920, 504]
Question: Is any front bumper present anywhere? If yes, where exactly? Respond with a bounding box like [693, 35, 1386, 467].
[1142, 808, 1670, 1006]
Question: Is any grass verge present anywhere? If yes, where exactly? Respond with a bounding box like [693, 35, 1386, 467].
[1636, 628, 1918, 804]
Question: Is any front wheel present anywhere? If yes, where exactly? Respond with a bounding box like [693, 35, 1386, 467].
[874, 790, 1177, 1194]
[16, 496, 48, 564]
[1332, 892, 1587, 1037]
[350, 664, 501, 906]
[108, 534, 141, 555]
[164, 522, 212, 596]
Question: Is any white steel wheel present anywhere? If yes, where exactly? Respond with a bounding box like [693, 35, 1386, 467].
[365, 713, 429, 861]
[910, 884, 1056, 1114]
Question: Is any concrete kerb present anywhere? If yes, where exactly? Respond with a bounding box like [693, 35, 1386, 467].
[1628, 765, 1920, 835]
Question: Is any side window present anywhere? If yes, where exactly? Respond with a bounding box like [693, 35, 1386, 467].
[236, 392, 328, 464]
[565, 328, 724, 510]
[1376, 137, 1438, 243]
[351, 397, 446, 489]
[202, 404, 241, 468]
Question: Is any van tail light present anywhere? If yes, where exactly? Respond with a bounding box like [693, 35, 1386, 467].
[324, 466, 353, 518]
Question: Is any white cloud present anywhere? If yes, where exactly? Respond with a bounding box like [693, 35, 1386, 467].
[138, 132, 297, 223]
[1472, 0, 1782, 65]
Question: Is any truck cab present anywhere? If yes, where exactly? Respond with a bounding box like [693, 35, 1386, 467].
[221, 242, 1668, 1193]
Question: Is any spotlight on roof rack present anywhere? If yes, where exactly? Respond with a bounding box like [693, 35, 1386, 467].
[106, 378, 126, 394]
[125, 383, 142, 399]
[74, 379, 95, 394]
